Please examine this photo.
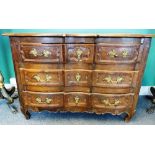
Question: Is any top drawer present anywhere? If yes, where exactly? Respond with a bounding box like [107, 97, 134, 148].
[95, 43, 142, 64]
[20, 43, 64, 63]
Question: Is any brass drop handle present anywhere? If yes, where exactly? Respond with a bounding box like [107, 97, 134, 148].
[74, 96, 80, 105]
[104, 76, 123, 84]
[36, 97, 53, 104]
[101, 99, 120, 106]
[33, 74, 52, 82]
[75, 73, 81, 82]
[29, 48, 51, 57]
[108, 49, 128, 58]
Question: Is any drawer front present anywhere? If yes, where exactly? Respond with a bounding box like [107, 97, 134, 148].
[95, 44, 141, 64]
[92, 70, 138, 88]
[20, 68, 64, 86]
[92, 93, 134, 109]
[20, 44, 63, 63]
[65, 44, 94, 63]
[64, 92, 90, 108]
[23, 91, 64, 107]
[65, 70, 92, 86]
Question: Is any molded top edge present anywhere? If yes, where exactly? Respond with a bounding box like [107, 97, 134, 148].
[2, 33, 154, 37]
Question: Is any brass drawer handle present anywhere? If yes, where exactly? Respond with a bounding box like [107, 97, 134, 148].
[104, 76, 123, 84]
[76, 49, 83, 61]
[74, 96, 80, 105]
[108, 49, 118, 58]
[75, 73, 81, 82]
[108, 49, 128, 58]
[29, 48, 51, 57]
[33, 74, 52, 82]
[36, 97, 53, 104]
[101, 99, 120, 106]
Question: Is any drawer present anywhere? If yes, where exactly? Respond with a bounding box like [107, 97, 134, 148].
[65, 70, 92, 87]
[23, 91, 64, 108]
[92, 70, 138, 88]
[92, 93, 134, 109]
[65, 44, 94, 63]
[20, 43, 64, 63]
[64, 92, 90, 108]
[20, 68, 64, 91]
[95, 43, 141, 64]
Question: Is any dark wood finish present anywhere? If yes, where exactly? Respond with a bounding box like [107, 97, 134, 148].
[5, 34, 152, 121]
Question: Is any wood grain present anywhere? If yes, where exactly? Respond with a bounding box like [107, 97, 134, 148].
[7, 34, 152, 121]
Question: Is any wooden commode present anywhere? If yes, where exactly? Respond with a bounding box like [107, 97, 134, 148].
[3, 33, 153, 121]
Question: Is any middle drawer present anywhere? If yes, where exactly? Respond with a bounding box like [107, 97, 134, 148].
[64, 69, 92, 92]
[65, 69, 92, 87]
[92, 70, 138, 94]
[20, 68, 64, 92]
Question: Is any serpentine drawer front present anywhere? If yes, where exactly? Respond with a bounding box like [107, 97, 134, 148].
[3, 33, 153, 121]
[20, 44, 64, 63]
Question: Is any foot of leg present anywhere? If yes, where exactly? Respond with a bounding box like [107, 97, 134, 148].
[124, 113, 132, 122]
[21, 108, 31, 120]
[24, 111, 31, 120]
[124, 110, 135, 122]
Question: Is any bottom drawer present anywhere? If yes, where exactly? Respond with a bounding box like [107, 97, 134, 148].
[22, 91, 64, 108]
[64, 92, 90, 111]
[92, 93, 134, 109]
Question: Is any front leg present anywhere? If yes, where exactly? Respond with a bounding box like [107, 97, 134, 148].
[21, 107, 31, 120]
[124, 110, 135, 122]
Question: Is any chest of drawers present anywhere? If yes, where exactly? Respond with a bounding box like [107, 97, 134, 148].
[4, 33, 152, 121]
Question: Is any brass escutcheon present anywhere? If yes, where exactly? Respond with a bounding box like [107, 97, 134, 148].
[74, 96, 80, 104]
[76, 49, 83, 61]
[75, 73, 81, 82]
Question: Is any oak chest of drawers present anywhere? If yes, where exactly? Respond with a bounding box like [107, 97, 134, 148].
[4, 33, 153, 121]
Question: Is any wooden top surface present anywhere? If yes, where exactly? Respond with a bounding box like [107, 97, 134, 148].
[2, 33, 154, 37]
